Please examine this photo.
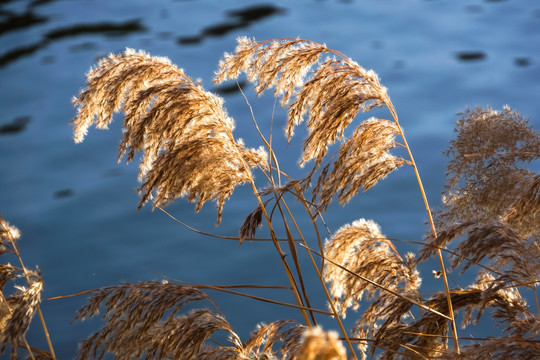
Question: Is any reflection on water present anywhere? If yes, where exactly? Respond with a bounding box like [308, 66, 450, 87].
[455, 51, 486, 62]
[0, 9, 48, 35]
[0, 116, 31, 135]
[212, 79, 248, 95]
[0, 19, 146, 67]
[53, 189, 74, 199]
[178, 4, 285, 44]
[45, 20, 146, 40]
[514, 57, 531, 67]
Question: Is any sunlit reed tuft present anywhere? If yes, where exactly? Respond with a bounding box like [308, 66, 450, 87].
[71, 49, 268, 223]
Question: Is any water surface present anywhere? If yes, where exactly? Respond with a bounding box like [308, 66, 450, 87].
[1, 0, 539, 357]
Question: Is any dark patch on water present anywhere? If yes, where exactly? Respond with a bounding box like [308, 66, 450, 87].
[178, 4, 285, 45]
[0, 9, 49, 36]
[212, 80, 248, 95]
[456, 51, 486, 62]
[465, 5, 483, 13]
[393, 59, 406, 69]
[178, 35, 202, 45]
[514, 57, 531, 67]
[29, 0, 58, 7]
[0, 19, 145, 67]
[0, 116, 31, 135]
[0, 42, 45, 67]
[54, 189, 74, 199]
[44, 20, 146, 40]
[226, 4, 285, 22]
[68, 41, 97, 53]
[41, 54, 55, 64]
[102, 168, 124, 178]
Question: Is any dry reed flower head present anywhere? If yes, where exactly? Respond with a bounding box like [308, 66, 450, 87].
[352, 252, 421, 359]
[72, 49, 268, 223]
[459, 273, 535, 336]
[0, 215, 20, 255]
[314, 118, 407, 210]
[323, 219, 420, 318]
[291, 326, 347, 360]
[0, 271, 43, 359]
[438, 106, 539, 227]
[215, 38, 405, 209]
[441, 337, 540, 360]
[239, 320, 306, 359]
[75, 281, 242, 360]
[421, 218, 540, 287]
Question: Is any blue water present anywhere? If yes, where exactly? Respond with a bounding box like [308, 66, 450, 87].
[1, 0, 539, 358]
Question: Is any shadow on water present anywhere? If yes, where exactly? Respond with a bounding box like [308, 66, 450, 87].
[455, 51, 486, 62]
[0, 19, 146, 67]
[0, 116, 31, 135]
[212, 80, 248, 96]
[178, 4, 286, 45]
[0, 9, 49, 36]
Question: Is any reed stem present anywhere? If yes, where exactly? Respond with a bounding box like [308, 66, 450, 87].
[385, 102, 460, 354]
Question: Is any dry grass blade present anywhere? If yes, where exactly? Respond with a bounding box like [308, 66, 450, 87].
[71, 48, 268, 223]
[239, 203, 265, 242]
[75, 281, 242, 360]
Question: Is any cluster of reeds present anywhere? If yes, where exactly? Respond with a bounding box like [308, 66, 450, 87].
[0, 215, 55, 359]
[1, 37, 538, 359]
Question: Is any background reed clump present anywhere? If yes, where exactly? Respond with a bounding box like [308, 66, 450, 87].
[1, 38, 539, 359]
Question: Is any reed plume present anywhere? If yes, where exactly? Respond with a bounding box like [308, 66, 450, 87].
[435, 106, 539, 228]
[215, 37, 406, 208]
[421, 106, 540, 290]
[71, 49, 268, 223]
[0, 215, 53, 359]
[75, 281, 241, 360]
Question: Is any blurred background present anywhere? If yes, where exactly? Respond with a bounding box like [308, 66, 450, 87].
[1, 0, 539, 357]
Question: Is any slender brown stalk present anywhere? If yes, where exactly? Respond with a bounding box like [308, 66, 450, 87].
[384, 99, 460, 354]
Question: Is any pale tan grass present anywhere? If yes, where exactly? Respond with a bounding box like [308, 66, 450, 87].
[0, 271, 42, 359]
[240, 320, 306, 359]
[71, 48, 268, 223]
[75, 281, 241, 360]
[314, 118, 407, 210]
[440, 337, 540, 360]
[323, 219, 419, 318]
[215, 38, 402, 211]
[438, 106, 540, 226]
[291, 326, 347, 360]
